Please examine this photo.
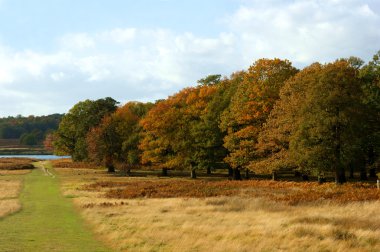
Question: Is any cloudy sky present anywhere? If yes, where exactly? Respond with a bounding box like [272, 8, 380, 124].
[0, 0, 379, 116]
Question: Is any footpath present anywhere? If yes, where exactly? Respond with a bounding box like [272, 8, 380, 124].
[0, 162, 110, 252]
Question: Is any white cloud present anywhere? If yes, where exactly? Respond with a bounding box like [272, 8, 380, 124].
[0, 0, 379, 116]
[226, 0, 380, 65]
[99, 28, 137, 44]
[59, 33, 96, 50]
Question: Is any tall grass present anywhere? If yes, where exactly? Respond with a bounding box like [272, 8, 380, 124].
[56, 167, 380, 252]
[0, 178, 22, 218]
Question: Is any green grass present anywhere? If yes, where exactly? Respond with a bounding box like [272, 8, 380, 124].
[0, 162, 111, 252]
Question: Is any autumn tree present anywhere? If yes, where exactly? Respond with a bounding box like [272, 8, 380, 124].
[140, 81, 222, 178]
[220, 58, 298, 179]
[255, 63, 322, 174]
[43, 132, 56, 152]
[87, 102, 152, 173]
[54, 97, 118, 161]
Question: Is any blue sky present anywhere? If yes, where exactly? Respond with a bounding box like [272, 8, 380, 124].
[0, 0, 379, 116]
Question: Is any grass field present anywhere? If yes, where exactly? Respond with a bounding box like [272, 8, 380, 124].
[0, 161, 111, 251]
[1, 157, 379, 251]
[53, 162, 380, 252]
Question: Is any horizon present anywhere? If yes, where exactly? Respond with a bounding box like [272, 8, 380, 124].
[1, 0, 380, 117]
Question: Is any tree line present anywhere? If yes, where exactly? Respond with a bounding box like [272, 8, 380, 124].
[53, 51, 380, 184]
[0, 114, 63, 146]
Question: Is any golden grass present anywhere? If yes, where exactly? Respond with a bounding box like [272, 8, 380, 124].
[0, 199, 20, 218]
[0, 169, 31, 175]
[55, 167, 380, 252]
[0, 180, 22, 218]
[0, 180, 22, 199]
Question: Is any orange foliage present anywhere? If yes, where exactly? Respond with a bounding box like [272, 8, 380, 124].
[221, 58, 298, 168]
[82, 179, 380, 205]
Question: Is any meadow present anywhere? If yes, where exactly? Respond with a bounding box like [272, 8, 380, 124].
[0, 158, 34, 218]
[0, 158, 110, 251]
[52, 159, 380, 252]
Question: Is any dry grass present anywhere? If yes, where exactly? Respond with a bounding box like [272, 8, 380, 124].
[0, 158, 28, 218]
[0, 199, 20, 218]
[0, 169, 31, 175]
[0, 180, 22, 218]
[83, 179, 380, 205]
[55, 167, 380, 252]
[0, 158, 36, 170]
[51, 158, 103, 169]
[0, 180, 22, 199]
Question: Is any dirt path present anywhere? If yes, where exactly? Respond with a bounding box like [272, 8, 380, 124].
[0, 162, 111, 252]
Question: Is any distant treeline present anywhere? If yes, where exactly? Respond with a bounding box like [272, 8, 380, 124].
[53, 51, 380, 184]
[0, 114, 63, 146]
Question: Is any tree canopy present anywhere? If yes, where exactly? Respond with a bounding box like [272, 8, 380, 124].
[51, 52, 380, 183]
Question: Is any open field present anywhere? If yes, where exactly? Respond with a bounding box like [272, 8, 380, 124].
[54, 163, 380, 252]
[0, 162, 110, 251]
[0, 158, 34, 218]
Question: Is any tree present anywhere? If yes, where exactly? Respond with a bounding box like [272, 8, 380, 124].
[196, 72, 245, 175]
[140, 84, 219, 177]
[220, 58, 298, 179]
[54, 97, 118, 161]
[255, 63, 322, 174]
[43, 133, 55, 152]
[87, 102, 152, 173]
[359, 51, 380, 179]
[288, 60, 364, 184]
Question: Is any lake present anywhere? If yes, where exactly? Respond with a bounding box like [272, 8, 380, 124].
[0, 155, 70, 160]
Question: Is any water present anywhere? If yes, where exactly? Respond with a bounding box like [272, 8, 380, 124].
[0, 155, 70, 160]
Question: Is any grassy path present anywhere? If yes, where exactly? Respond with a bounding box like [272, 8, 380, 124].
[0, 162, 111, 252]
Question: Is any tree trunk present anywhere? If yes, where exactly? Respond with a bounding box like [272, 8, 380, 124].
[105, 155, 115, 173]
[334, 107, 345, 184]
[107, 166, 115, 173]
[368, 146, 377, 179]
[359, 157, 368, 180]
[245, 168, 250, 179]
[335, 165, 346, 184]
[206, 167, 211, 175]
[369, 167, 377, 178]
[191, 169, 197, 179]
[232, 168, 241, 180]
[349, 163, 354, 179]
[228, 167, 233, 177]
[272, 171, 278, 181]
[318, 175, 326, 184]
[121, 163, 130, 176]
[126, 166, 131, 176]
[162, 168, 168, 176]
[360, 170, 368, 180]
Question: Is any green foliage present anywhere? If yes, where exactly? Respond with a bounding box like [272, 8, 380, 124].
[20, 133, 38, 146]
[0, 114, 62, 144]
[197, 74, 222, 86]
[54, 97, 118, 161]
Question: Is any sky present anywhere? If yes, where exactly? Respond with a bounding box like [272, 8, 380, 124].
[0, 0, 379, 117]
